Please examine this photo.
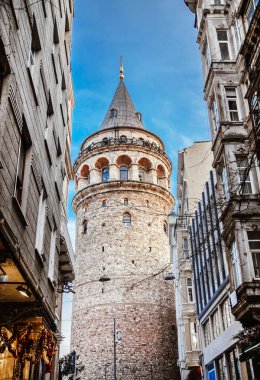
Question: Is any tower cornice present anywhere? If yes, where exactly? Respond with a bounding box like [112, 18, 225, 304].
[72, 180, 174, 212]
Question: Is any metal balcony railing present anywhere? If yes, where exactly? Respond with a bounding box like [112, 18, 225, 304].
[79, 137, 171, 162]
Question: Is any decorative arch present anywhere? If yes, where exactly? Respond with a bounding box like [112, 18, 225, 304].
[95, 157, 110, 183]
[80, 164, 90, 178]
[157, 164, 167, 187]
[116, 155, 132, 181]
[95, 157, 110, 170]
[116, 155, 132, 167]
[138, 157, 152, 182]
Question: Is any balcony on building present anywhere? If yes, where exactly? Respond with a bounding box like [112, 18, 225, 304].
[59, 217, 75, 282]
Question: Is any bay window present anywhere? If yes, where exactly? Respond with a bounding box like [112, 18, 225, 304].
[247, 231, 260, 278]
[236, 156, 252, 194]
[225, 87, 239, 121]
[217, 30, 230, 60]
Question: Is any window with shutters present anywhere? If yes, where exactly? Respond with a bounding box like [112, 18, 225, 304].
[35, 188, 47, 257]
[231, 241, 242, 288]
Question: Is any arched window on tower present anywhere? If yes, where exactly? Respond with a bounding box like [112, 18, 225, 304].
[123, 213, 131, 227]
[83, 220, 88, 234]
[163, 221, 168, 235]
[120, 165, 128, 181]
[138, 158, 152, 183]
[102, 167, 109, 182]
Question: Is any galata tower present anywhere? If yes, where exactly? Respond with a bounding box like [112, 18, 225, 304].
[71, 61, 179, 380]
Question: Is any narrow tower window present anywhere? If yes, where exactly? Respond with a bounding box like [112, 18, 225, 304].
[102, 200, 107, 207]
[110, 108, 117, 118]
[83, 220, 88, 234]
[124, 198, 128, 206]
[120, 165, 128, 181]
[123, 213, 131, 227]
[136, 112, 142, 122]
[102, 167, 109, 182]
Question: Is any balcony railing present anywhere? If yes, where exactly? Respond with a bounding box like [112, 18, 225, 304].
[79, 137, 170, 161]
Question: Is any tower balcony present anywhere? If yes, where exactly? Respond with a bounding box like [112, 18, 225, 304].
[76, 136, 171, 168]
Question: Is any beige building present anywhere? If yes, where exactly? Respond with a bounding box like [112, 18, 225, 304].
[0, 1, 75, 379]
[169, 141, 213, 380]
[71, 65, 179, 379]
[184, 0, 260, 378]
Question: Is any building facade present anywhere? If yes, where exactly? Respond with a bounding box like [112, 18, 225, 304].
[71, 66, 179, 379]
[0, 1, 75, 379]
[169, 141, 213, 380]
[189, 171, 249, 379]
[184, 0, 260, 378]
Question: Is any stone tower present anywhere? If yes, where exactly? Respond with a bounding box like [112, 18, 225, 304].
[72, 63, 179, 379]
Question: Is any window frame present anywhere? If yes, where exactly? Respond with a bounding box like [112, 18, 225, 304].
[216, 29, 230, 60]
[247, 231, 260, 279]
[48, 225, 57, 283]
[186, 277, 194, 303]
[120, 165, 128, 181]
[182, 237, 189, 259]
[102, 167, 109, 182]
[225, 87, 240, 122]
[14, 116, 32, 211]
[123, 213, 131, 227]
[236, 155, 253, 194]
[231, 241, 242, 288]
[35, 187, 47, 258]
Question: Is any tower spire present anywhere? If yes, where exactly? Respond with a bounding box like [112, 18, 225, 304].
[119, 56, 124, 81]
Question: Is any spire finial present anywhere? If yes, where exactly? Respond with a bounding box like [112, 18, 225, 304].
[119, 56, 124, 81]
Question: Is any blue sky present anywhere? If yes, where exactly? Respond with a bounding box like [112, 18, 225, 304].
[61, 0, 211, 356]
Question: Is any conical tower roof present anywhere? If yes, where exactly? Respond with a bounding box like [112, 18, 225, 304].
[100, 60, 144, 130]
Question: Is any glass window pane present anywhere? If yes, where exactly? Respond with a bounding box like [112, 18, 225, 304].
[220, 43, 230, 60]
[226, 88, 236, 97]
[217, 30, 228, 40]
[120, 166, 128, 180]
[102, 168, 109, 182]
[228, 100, 238, 110]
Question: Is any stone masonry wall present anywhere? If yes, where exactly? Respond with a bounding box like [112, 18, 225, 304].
[72, 186, 179, 379]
